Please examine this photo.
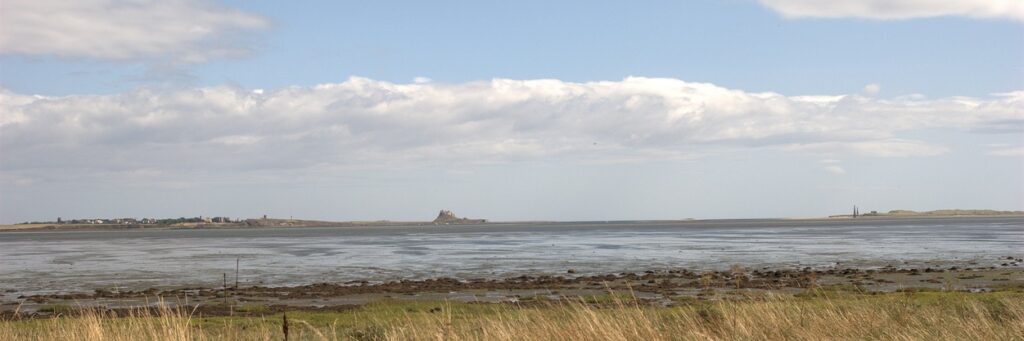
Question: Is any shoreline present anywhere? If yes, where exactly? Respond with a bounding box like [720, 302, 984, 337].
[3, 213, 1023, 233]
[5, 259, 1022, 318]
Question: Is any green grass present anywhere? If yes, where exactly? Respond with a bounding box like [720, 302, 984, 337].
[294, 291, 1024, 340]
[992, 282, 1024, 292]
[35, 304, 75, 315]
[3, 291, 1023, 340]
[232, 303, 271, 314]
[792, 283, 868, 298]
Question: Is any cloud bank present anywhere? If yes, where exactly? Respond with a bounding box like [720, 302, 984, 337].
[0, 0, 269, 62]
[2, 77, 1022, 183]
[759, 0, 1024, 21]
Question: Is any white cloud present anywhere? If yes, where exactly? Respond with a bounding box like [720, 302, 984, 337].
[819, 159, 846, 175]
[0, 0, 269, 62]
[759, 0, 1024, 21]
[789, 139, 950, 157]
[824, 165, 847, 175]
[1, 77, 1021, 182]
[863, 83, 880, 96]
[211, 135, 262, 146]
[988, 146, 1024, 156]
[847, 139, 949, 157]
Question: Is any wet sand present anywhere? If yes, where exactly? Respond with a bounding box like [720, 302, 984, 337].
[3, 216, 1022, 296]
[2, 216, 1021, 317]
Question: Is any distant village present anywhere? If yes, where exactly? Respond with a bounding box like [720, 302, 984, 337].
[13, 210, 491, 228]
[19, 216, 236, 225]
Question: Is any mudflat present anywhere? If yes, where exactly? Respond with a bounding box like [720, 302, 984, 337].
[3, 263, 1022, 318]
[1, 216, 1021, 317]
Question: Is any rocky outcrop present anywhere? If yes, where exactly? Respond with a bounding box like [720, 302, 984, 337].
[432, 210, 487, 224]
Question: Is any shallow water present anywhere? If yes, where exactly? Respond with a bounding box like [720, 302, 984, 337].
[1, 217, 1021, 296]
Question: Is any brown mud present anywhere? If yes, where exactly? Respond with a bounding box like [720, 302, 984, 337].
[4, 257, 1022, 319]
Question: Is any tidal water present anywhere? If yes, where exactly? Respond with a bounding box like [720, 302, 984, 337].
[1, 216, 1021, 296]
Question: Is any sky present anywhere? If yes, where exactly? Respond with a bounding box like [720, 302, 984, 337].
[1, 0, 1022, 223]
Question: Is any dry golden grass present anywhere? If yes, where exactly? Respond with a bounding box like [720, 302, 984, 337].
[0, 223, 53, 231]
[2, 291, 1022, 340]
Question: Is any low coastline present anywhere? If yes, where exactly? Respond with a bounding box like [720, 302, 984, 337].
[4, 211, 1023, 233]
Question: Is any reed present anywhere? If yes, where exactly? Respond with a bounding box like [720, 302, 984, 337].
[2, 291, 1022, 340]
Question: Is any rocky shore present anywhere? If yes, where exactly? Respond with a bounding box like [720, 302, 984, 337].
[5, 258, 1021, 319]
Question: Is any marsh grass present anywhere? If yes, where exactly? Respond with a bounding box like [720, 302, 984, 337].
[2, 291, 1022, 340]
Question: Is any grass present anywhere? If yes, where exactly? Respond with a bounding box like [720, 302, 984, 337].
[2, 291, 1023, 340]
[232, 303, 271, 314]
[35, 304, 76, 315]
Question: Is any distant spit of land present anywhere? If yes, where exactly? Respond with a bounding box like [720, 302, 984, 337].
[828, 209, 1024, 219]
[0, 218, 431, 232]
[2, 209, 1021, 232]
[0, 209, 489, 232]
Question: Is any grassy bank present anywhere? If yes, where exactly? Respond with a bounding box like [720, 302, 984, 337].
[3, 291, 1023, 340]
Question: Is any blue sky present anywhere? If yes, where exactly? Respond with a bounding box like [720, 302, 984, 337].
[4, 0, 1023, 97]
[1, 0, 1022, 223]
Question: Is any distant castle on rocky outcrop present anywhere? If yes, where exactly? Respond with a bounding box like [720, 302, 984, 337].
[432, 210, 487, 224]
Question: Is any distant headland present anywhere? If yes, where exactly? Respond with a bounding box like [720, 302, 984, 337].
[432, 210, 487, 225]
[829, 209, 1024, 219]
